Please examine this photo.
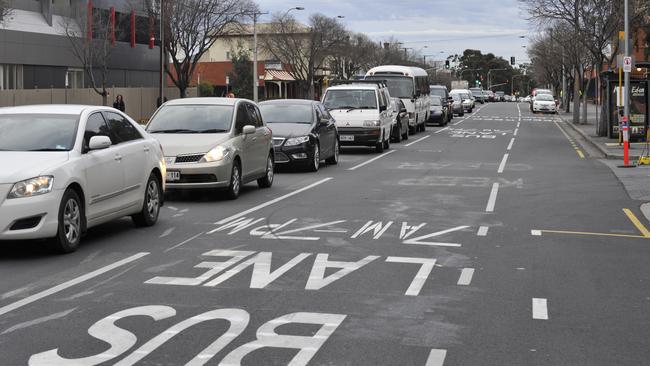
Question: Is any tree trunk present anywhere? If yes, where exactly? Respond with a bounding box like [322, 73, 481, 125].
[573, 67, 581, 124]
[581, 75, 592, 125]
[180, 86, 187, 98]
[102, 91, 108, 107]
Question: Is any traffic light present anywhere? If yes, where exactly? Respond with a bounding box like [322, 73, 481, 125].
[445, 60, 450, 69]
[510, 56, 515, 65]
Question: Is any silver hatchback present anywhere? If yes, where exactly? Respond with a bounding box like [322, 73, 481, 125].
[146, 98, 274, 199]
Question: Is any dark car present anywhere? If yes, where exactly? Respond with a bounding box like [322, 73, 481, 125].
[429, 85, 453, 123]
[470, 88, 485, 104]
[427, 95, 448, 125]
[259, 99, 339, 172]
[390, 97, 409, 142]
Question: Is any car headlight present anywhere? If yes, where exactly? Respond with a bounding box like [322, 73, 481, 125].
[8, 176, 54, 199]
[363, 120, 381, 127]
[285, 136, 310, 146]
[201, 145, 231, 163]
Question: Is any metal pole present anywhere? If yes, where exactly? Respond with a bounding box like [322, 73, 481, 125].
[624, 0, 630, 121]
[159, 0, 164, 105]
[253, 12, 258, 102]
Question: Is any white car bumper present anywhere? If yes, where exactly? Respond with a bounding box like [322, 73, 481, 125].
[533, 104, 556, 112]
[0, 184, 63, 240]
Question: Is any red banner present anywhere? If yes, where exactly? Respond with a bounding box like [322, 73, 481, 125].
[87, 0, 93, 41]
[109, 7, 115, 45]
[130, 10, 136, 48]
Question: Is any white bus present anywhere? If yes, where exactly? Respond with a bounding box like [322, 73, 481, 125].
[365, 66, 430, 133]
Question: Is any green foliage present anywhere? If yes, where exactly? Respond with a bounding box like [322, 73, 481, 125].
[198, 81, 215, 97]
[228, 47, 253, 100]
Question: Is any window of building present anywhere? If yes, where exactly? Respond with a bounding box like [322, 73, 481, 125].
[226, 51, 231, 60]
[0, 64, 24, 90]
[66, 69, 84, 89]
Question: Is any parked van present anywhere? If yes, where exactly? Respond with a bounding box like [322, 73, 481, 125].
[322, 81, 393, 153]
[365, 66, 430, 134]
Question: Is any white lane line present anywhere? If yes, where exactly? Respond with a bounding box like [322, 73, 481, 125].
[0, 252, 149, 317]
[405, 135, 431, 146]
[497, 153, 509, 174]
[532, 298, 549, 320]
[213, 177, 333, 226]
[507, 138, 515, 151]
[425, 349, 447, 366]
[164, 232, 204, 252]
[434, 127, 450, 134]
[513, 128, 519, 136]
[348, 150, 396, 170]
[477, 226, 489, 236]
[531, 230, 542, 236]
[159, 227, 175, 238]
[517, 122, 521, 128]
[485, 183, 499, 212]
[457, 268, 475, 286]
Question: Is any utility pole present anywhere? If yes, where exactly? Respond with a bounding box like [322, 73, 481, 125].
[623, 0, 630, 125]
[158, 0, 164, 106]
[487, 68, 508, 90]
[252, 11, 269, 102]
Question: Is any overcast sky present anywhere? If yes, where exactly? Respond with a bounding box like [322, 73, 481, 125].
[259, 0, 537, 65]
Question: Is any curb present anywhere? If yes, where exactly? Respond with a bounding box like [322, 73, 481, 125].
[556, 113, 612, 158]
[641, 203, 650, 224]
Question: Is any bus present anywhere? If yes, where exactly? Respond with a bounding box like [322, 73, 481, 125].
[365, 66, 430, 133]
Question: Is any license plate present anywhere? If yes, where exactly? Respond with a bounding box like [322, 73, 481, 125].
[340, 135, 354, 141]
[166, 171, 180, 182]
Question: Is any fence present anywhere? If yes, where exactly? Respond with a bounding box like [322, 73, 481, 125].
[0, 87, 198, 122]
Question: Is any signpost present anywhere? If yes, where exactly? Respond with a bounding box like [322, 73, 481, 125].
[623, 56, 632, 73]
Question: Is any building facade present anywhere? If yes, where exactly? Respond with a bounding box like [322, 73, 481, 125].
[0, 0, 160, 90]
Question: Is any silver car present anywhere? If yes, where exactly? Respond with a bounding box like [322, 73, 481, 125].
[147, 98, 274, 199]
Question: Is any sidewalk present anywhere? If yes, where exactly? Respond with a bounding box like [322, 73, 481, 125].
[556, 103, 650, 222]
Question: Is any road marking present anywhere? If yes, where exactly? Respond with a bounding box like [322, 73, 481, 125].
[623, 208, 650, 237]
[531, 229, 648, 239]
[434, 127, 450, 134]
[532, 298, 548, 320]
[497, 153, 509, 174]
[405, 135, 431, 146]
[477, 226, 489, 236]
[516, 122, 521, 128]
[164, 232, 204, 252]
[159, 227, 175, 238]
[513, 128, 519, 136]
[0, 252, 149, 317]
[457, 268, 475, 285]
[213, 178, 333, 226]
[425, 349, 447, 366]
[507, 138, 515, 151]
[348, 150, 396, 170]
[553, 120, 585, 159]
[531, 230, 542, 236]
[485, 183, 499, 212]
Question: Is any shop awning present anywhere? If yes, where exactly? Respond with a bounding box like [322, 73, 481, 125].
[264, 70, 295, 82]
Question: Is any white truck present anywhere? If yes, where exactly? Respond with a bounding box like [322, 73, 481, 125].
[451, 80, 469, 90]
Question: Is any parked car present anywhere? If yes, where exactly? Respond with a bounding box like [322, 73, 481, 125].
[429, 85, 453, 123]
[259, 99, 339, 172]
[532, 93, 557, 113]
[470, 88, 485, 104]
[146, 97, 274, 200]
[322, 81, 394, 153]
[427, 95, 448, 125]
[0, 105, 165, 253]
[450, 93, 465, 116]
[487, 90, 496, 102]
[389, 97, 409, 142]
[523, 95, 532, 103]
[495, 91, 505, 102]
[529, 89, 553, 111]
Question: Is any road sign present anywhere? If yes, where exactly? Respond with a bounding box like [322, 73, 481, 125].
[623, 56, 632, 73]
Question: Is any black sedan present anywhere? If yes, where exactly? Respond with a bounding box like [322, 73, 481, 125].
[427, 95, 448, 126]
[259, 99, 339, 172]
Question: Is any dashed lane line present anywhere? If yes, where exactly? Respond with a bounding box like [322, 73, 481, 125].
[507, 138, 515, 151]
[347, 150, 396, 170]
[457, 268, 475, 286]
[165, 232, 204, 252]
[425, 349, 447, 366]
[532, 298, 549, 320]
[485, 183, 500, 212]
[405, 134, 431, 146]
[497, 153, 509, 174]
[477, 226, 489, 236]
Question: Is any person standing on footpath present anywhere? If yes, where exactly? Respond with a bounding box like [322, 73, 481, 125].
[113, 94, 125, 112]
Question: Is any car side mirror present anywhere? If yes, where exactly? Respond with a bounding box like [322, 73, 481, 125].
[243, 125, 256, 135]
[379, 105, 387, 112]
[319, 118, 329, 126]
[88, 135, 112, 150]
[400, 108, 407, 113]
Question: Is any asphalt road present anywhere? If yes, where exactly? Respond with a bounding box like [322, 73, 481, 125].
[1, 102, 649, 365]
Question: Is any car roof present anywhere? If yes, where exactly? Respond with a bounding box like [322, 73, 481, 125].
[259, 99, 316, 106]
[326, 84, 380, 90]
[366, 65, 428, 77]
[164, 97, 249, 106]
[0, 104, 105, 115]
[430, 85, 447, 89]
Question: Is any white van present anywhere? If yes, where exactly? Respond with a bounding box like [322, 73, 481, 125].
[365, 65, 430, 134]
[322, 81, 394, 153]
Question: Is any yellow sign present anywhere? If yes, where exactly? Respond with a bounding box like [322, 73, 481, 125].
[619, 31, 625, 40]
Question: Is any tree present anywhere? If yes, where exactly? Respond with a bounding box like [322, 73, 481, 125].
[0, 0, 11, 25]
[148, 0, 257, 98]
[452, 49, 513, 90]
[228, 46, 253, 99]
[60, 4, 114, 106]
[260, 13, 348, 99]
[329, 33, 380, 80]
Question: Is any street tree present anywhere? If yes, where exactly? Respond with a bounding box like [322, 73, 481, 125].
[261, 13, 348, 99]
[228, 46, 253, 100]
[60, 5, 114, 106]
[452, 49, 513, 91]
[148, 0, 257, 98]
[0, 0, 11, 25]
[329, 32, 379, 80]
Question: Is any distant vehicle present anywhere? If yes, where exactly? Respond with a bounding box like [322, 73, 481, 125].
[450, 93, 465, 116]
[147, 97, 274, 200]
[322, 81, 393, 153]
[482, 90, 491, 102]
[523, 95, 532, 103]
[450, 89, 474, 113]
[389, 97, 409, 142]
[427, 95, 448, 126]
[504, 95, 514, 102]
[365, 65, 430, 134]
[470, 88, 485, 104]
[0, 105, 165, 253]
[487, 90, 496, 102]
[532, 94, 557, 113]
[529, 89, 553, 111]
[259, 99, 339, 172]
[495, 91, 505, 102]
[429, 85, 453, 123]
[451, 80, 469, 90]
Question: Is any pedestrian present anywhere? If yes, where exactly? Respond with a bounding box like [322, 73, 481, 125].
[113, 94, 125, 112]
[226, 92, 235, 98]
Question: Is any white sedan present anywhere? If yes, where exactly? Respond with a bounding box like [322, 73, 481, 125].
[0, 105, 165, 253]
[532, 94, 557, 113]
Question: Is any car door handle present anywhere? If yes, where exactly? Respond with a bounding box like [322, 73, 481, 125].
[143, 146, 150, 152]
[114, 154, 122, 161]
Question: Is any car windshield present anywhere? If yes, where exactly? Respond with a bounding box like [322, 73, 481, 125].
[451, 94, 462, 101]
[260, 104, 313, 124]
[147, 105, 233, 133]
[323, 90, 378, 110]
[429, 88, 446, 99]
[430, 97, 442, 106]
[366, 76, 414, 99]
[536, 94, 554, 101]
[0, 114, 79, 151]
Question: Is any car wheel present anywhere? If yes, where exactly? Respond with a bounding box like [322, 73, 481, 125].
[132, 173, 161, 227]
[409, 124, 417, 135]
[225, 161, 241, 199]
[402, 124, 409, 140]
[375, 132, 385, 153]
[50, 189, 83, 253]
[308, 144, 320, 172]
[393, 123, 402, 143]
[257, 153, 274, 188]
[383, 133, 390, 150]
[326, 139, 339, 164]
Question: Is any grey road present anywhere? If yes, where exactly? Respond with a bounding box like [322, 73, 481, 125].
[1, 102, 649, 365]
